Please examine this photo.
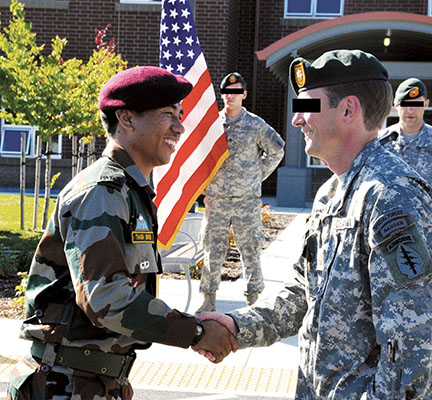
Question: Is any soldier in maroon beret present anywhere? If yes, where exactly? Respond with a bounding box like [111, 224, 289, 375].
[8, 66, 238, 400]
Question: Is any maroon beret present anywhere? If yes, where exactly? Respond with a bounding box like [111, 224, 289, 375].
[98, 66, 193, 112]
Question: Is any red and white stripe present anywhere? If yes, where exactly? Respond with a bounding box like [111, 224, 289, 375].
[153, 53, 228, 249]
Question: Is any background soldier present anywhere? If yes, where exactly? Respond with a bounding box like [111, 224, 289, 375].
[196, 72, 285, 313]
[199, 50, 432, 398]
[379, 78, 432, 185]
[8, 66, 238, 400]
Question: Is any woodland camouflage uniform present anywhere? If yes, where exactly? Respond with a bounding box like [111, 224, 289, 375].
[8, 143, 197, 399]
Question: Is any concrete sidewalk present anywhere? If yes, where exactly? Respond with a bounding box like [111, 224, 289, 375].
[0, 207, 310, 398]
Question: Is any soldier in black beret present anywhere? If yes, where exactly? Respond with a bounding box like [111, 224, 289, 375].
[198, 50, 432, 398]
[195, 71, 285, 313]
[8, 66, 239, 400]
[379, 78, 432, 185]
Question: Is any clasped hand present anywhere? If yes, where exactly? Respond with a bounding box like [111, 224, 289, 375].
[192, 312, 239, 363]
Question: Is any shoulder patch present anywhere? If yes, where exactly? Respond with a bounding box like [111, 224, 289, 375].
[371, 212, 432, 288]
[372, 209, 414, 246]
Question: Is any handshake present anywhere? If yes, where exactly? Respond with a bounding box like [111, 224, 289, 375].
[192, 312, 239, 363]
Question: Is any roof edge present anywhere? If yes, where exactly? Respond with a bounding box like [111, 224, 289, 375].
[256, 12, 432, 61]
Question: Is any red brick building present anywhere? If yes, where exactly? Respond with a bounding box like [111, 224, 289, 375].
[0, 0, 431, 207]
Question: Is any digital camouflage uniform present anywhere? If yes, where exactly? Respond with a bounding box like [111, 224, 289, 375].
[201, 108, 285, 295]
[8, 142, 197, 400]
[379, 122, 432, 186]
[228, 140, 432, 399]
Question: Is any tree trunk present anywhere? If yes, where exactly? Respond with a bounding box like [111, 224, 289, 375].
[71, 135, 78, 178]
[20, 132, 26, 230]
[32, 135, 42, 230]
[87, 136, 96, 166]
[77, 138, 85, 174]
[41, 137, 52, 230]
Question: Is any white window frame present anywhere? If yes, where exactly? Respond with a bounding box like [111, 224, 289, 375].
[284, 0, 344, 19]
[307, 155, 328, 169]
[0, 122, 62, 159]
[429, 0, 432, 17]
[38, 130, 63, 160]
[0, 124, 35, 157]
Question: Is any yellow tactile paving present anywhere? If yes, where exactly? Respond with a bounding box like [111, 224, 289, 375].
[0, 354, 297, 398]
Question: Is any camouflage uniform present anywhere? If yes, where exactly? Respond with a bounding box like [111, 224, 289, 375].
[379, 122, 432, 186]
[201, 108, 285, 295]
[8, 142, 197, 400]
[228, 139, 432, 399]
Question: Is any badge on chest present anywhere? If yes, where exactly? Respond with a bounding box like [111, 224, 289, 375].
[131, 214, 154, 244]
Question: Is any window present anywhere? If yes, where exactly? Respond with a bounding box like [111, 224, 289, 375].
[307, 155, 328, 169]
[0, 125, 35, 157]
[429, 0, 432, 16]
[0, 124, 62, 159]
[285, 0, 344, 18]
[40, 132, 62, 160]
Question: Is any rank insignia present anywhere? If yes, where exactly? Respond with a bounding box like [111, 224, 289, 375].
[409, 87, 419, 98]
[294, 62, 306, 88]
[396, 244, 424, 279]
[131, 231, 154, 243]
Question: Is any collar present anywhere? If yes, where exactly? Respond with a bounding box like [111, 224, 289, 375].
[222, 107, 246, 125]
[102, 141, 153, 194]
[395, 122, 429, 144]
[325, 139, 380, 216]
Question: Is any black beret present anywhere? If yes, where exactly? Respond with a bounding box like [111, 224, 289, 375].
[394, 78, 427, 105]
[289, 49, 388, 95]
[220, 72, 246, 90]
[98, 66, 193, 112]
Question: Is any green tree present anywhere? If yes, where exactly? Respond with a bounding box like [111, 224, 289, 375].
[0, 1, 127, 229]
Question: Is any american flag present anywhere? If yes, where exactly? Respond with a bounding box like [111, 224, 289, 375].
[153, 0, 228, 249]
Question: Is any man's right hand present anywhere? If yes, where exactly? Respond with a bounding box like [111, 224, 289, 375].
[199, 312, 239, 336]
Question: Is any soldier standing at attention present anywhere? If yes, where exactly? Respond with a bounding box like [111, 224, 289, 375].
[198, 50, 432, 398]
[379, 78, 432, 185]
[8, 66, 238, 400]
[195, 72, 285, 313]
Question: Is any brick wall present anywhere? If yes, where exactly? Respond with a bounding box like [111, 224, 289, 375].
[1, 0, 429, 195]
[344, 0, 428, 15]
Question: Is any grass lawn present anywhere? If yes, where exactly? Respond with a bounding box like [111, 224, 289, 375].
[0, 194, 56, 273]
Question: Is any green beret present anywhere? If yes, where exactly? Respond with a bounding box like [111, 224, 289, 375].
[394, 78, 427, 105]
[220, 72, 246, 90]
[289, 49, 388, 95]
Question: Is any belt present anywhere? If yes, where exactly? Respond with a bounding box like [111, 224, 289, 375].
[31, 341, 136, 379]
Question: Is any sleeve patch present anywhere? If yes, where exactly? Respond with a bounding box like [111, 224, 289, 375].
[396, 244, 424, 279]
[372, 223, 432, 288]
[372, 209, 413, 244]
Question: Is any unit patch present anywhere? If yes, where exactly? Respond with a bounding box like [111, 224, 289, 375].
[371, 211, 432, 288]
[396, 244, 424, 279]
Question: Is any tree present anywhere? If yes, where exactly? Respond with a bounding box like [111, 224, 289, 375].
[0, 1, 127, 229]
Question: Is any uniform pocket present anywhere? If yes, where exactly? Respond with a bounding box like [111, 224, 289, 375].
[8, 356, 39, 399]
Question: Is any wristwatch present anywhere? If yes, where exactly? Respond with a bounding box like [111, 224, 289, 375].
[191, 318, 205, 346]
